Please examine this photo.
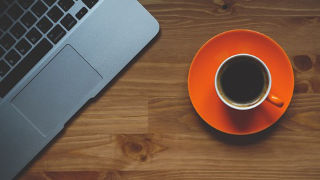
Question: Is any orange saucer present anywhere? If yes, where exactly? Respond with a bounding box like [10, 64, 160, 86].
[188, 29, 294, 135]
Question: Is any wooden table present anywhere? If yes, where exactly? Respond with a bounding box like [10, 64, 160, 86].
[20, 0, 320, 179]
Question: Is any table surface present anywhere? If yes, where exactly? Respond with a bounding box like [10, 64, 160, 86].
[20, 0, 320, 179]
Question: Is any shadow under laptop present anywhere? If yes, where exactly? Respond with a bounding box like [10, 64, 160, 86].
[15, 30, 161, 180]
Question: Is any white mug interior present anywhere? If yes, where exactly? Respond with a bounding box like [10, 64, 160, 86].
[214, 54, 272, 110]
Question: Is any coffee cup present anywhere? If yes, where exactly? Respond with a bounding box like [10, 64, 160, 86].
[215, 54, 283, 110]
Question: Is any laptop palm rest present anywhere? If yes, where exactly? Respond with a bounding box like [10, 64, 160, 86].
[11, 45, 102, 136]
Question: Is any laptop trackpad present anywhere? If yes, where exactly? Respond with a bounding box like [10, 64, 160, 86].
[12, 45, 102, 136]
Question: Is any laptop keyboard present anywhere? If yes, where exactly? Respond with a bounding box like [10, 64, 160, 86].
[0, 0, 98, 97]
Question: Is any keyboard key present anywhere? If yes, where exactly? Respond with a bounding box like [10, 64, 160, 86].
[8, 3, 24, 20]
[0, 60, 10, 77]
[37, 17, 53, 33]
[61, 14, 76, 31]
[82, 0, 98, 9]
[48, 25, 66, 44]
[10, 23, 26, 39]
[76, 7, 87, 20]
[5, 0, 14, 5]
[0, 15, 13, 31]
[16, 38, 31, 55]
[0, 1, 8, 12]
[26, 28, 42, 44]
[31, 1, 48, 17]
[58, 0, 74, 11]
[47, 5, 63, 22]
[0, 47, 5, 57]
[43, 0, 56, 6]
[0, 39, 53, 97]
[5, 49, 21, 66]
[0, 34, 15, 50]
[18, 0, 35, 9]
[21, 12, 37, 28]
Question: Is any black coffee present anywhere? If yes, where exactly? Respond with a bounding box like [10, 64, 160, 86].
[219, 56, 267, 104]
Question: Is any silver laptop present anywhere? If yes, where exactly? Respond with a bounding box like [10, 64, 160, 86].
[0, 0, 159, 179]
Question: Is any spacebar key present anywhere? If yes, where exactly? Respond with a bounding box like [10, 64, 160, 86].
[0, 39, 53, 98]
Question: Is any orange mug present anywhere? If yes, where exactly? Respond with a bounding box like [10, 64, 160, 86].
[215, 54, 284, 110]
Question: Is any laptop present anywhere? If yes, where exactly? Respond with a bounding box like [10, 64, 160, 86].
[0, 0, 159, 179]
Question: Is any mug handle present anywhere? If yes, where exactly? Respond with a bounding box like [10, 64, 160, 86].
[266, 94, 284, 108]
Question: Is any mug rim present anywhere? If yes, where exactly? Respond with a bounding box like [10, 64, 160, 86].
[214, 53, 272, 110]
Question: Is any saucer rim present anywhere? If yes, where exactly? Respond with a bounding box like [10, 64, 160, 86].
[188, 29, 294, 135]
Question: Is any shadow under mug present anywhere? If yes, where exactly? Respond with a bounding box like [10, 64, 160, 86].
[215, 54, 284, 110]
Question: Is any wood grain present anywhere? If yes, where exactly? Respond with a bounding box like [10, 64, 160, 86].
[19, 0, 320, 179]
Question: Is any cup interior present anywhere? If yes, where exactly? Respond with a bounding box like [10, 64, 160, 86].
[215, 54, 271, 110]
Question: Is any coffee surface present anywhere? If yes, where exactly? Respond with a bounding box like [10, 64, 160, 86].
[219, 56, 266, 104]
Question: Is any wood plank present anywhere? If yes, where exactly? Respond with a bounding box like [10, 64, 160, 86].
[18, 0, 320, 179]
